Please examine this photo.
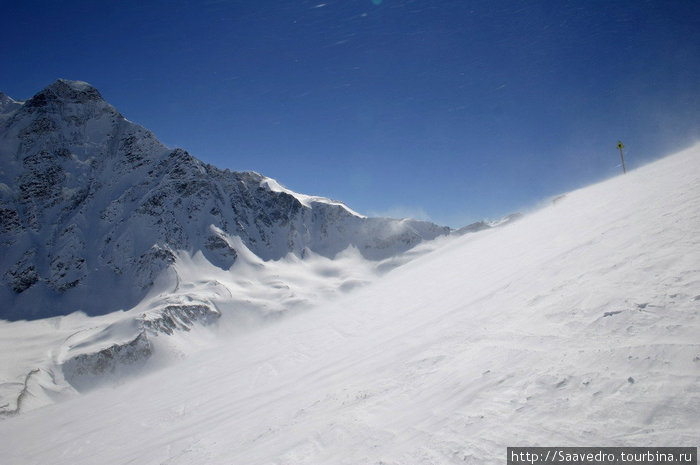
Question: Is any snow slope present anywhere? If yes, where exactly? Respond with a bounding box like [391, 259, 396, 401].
[1, 144, 698, 464]
[0, 239, 413, 416]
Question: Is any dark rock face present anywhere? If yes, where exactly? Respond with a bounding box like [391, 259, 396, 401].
[58, 303, 220, 392]
[139, 304, 221, 335]
[0, 80, 451, 320]
[23, 79, 104, 110]
[5, 250, 39, 293]
[61, 331, 153, 391]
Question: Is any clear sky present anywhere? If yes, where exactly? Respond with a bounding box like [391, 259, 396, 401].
[2, 0, 699, 227]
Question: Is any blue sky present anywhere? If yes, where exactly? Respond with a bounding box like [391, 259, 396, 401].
[2, 0, 698, 227]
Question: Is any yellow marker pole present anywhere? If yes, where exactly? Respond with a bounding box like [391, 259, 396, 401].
[617, 141, 626, 174]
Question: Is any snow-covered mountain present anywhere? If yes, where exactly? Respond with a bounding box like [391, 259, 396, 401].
[0, 79, 451, 321]
[1, 139, 698, 464]
[1, 79, 481, 416]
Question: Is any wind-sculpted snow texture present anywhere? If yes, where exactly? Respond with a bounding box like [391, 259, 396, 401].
[0, 79, 450, 321]
[1, 141, 698, 464]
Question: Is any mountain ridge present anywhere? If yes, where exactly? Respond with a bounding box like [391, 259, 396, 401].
[0, 79, 452, 320]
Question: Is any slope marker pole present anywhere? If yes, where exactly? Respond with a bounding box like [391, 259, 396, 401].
[617, 141, 626, 174]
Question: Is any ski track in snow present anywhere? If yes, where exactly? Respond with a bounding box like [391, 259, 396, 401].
[0, 144, 699, 464]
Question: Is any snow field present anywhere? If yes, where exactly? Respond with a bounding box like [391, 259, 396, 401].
[1, 144, 699, 464]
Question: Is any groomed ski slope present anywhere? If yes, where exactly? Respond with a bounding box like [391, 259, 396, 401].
[2, 144, 699, 464]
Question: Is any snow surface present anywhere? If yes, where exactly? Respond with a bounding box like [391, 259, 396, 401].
[0, 239, 400, 414]
[1, 144, 699, 464]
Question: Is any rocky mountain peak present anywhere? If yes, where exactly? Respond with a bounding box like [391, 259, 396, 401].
[18, 79, 117, 127]
[24, 79, 104, 109]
